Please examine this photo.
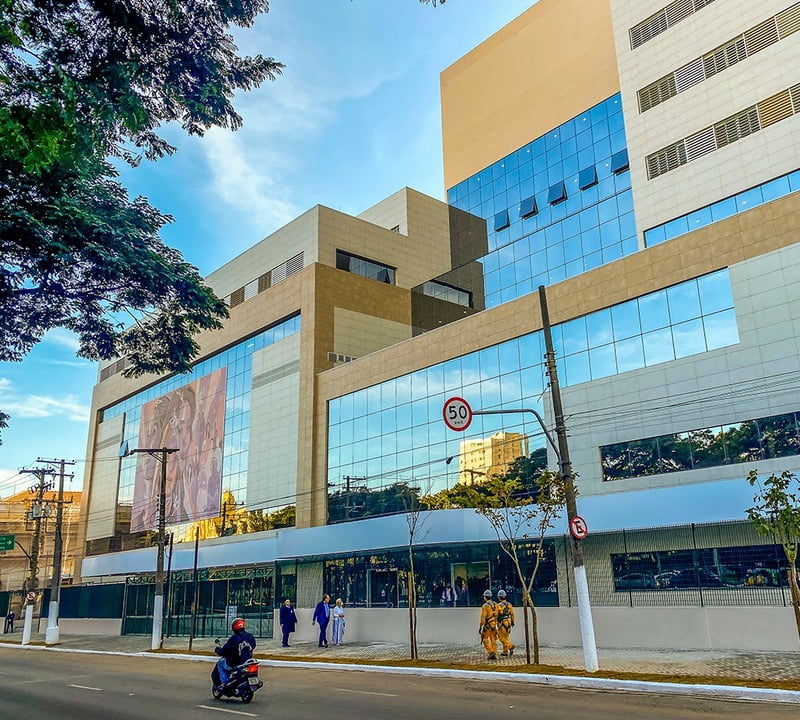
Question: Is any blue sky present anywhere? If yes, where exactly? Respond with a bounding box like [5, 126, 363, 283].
[0, 0, 535, 495]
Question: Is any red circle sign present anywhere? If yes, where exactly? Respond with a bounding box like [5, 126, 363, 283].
[443, 396, 473, 432]
[569, 515, 589, 540]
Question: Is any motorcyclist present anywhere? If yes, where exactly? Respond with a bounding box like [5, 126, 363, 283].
[213, 618, 257, 688]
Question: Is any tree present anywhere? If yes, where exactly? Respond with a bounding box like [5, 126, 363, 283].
[399, 480, 431, 660]
[0, 0, 285, 438]
[471, 469, 568, 665]
[747, 469, 800, 643]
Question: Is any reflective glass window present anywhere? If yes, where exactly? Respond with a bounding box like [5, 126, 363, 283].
[638, 290, 670, 332]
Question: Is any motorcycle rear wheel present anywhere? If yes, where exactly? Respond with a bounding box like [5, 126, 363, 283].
[240, 687, 254, 704]
[212, 684, 223, 700]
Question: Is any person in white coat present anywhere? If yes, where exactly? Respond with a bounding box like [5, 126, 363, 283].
[332, 597, 346, 645]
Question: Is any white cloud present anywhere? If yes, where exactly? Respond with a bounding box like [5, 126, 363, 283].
[0, 377, 89, 423]
[43, 328, 81, 353]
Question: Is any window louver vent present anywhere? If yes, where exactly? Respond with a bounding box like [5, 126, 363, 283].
[665, 0, 693, 27]
[244, 279, 259, 301]
[714, 107, 760, 148]
[271, 262, 287, 284]
[777, 3, 800, 38]
[674, 58, 705, 92]
[693, 0, 715, 9]
[790, 84, 800, 112]
[257, 272, 270, 293]
[758, 90, 794, 128]
[647, 141, 688, 179]
[703, 36, 747, 78]
[684, 127, 716, 161]
[286, 252, 304, 277]
[744, 17, 780, 55]
[229, 287, 245, 308]
[639, 74, 677, 112]
[630, 11, 668, 49]
[327, 352, 357, 364]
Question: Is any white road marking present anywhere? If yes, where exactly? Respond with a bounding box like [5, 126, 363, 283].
[68, 684, 102, 691]
[196, 705, 258, 717]
[334, 687, 398, 697]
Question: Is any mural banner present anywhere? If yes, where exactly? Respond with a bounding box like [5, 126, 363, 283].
[130, 368, 227, 532]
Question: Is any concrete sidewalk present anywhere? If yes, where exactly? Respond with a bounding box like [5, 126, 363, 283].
[3, 629, 800, 683]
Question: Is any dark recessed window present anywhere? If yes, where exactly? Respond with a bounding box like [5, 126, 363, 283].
[610, 149, 630, 174]
[494, 209, 510, 231]
[548, 181, 567, 205]
[519, 196, 538, 218]
[336, 250, 396, 285]
[578, 166, 598, 189]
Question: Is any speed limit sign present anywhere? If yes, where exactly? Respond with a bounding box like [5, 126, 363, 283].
[569, 515, 589, 540]
[443, 396, 473, 431]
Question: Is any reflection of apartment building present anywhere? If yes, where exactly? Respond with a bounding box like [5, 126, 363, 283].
[76, 0, 800, 652]
[459, 432, 529, 485]
[0, 490, 81, 594]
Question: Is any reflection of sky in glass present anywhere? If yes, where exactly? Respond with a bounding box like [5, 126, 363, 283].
[328, 272, 739, 496]
[644, 169, 800, 246]
[110, 314, 301, 513]
[447, 94, 636, 309]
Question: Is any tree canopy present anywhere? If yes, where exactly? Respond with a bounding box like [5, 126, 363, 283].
[0, 0, 285, 436]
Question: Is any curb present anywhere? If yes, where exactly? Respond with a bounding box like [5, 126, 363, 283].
[2, 642, 799, 704]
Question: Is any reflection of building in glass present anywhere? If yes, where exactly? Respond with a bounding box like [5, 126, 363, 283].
[76, 0, 800, 653]
[459, 432, 529, 485]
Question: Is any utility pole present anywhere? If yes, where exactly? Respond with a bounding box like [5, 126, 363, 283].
[119, 442, 178, 650]
[538, 285, 598, 672]
[38, 457, 75, 645]
[19, 467, 53, 645]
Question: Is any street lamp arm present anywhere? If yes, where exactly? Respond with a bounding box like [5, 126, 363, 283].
[15, 540, 32, 562]
[472, 408, 561, 462]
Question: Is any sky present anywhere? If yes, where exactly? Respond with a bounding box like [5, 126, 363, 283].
[0, 0, 536, 496]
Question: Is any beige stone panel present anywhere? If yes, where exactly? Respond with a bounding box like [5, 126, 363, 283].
[85, 414, 124, 541]
[206, 206, 320, 297]
[316, 200, 452, 290]
[441, 0, 620, 189]
[357, 187, 410, 234]
[333, 308, 412, 359]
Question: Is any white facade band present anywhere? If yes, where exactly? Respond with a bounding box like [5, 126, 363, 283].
[573, 564, 599, 672]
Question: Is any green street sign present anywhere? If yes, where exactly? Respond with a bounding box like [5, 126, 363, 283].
[0, 534, 15, 551]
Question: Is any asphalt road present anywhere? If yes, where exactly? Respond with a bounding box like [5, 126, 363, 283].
[0, 648, 797, 720]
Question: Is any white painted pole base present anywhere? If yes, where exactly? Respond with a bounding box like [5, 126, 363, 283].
[573, 565, 599, 672]
[21, 605, 34, 646]
[151, 594, 164, 650]
[45, 600, 60, 645]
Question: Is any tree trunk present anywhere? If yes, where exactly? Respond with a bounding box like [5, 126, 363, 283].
[789, 564, 800, 646]
[530, 600, 540, 665]
[522, 589, 531, 664]
[408, 551, 417, 660]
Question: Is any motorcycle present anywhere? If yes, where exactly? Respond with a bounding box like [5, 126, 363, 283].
[211, 639, 264, 704]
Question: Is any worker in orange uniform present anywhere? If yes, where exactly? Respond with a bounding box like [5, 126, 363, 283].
[496, 588, 515, 656]
[479, 589, 498, 660]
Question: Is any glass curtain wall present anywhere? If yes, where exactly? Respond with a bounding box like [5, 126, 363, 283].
[445, 94, 635, 310]
[328, 272, 739, 520]
[91, 314, 301, 554]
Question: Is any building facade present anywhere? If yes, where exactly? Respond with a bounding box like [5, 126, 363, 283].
[75, 0, 800, 650]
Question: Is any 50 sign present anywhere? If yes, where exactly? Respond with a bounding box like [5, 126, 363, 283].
[443, 397, 473, 432]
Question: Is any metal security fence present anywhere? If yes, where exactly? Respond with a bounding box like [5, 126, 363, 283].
[557, 519, 795, 608]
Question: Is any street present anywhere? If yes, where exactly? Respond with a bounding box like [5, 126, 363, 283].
[0, 648, 797, 719]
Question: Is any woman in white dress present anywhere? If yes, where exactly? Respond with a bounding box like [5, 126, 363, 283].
[332, 597, 346, 645]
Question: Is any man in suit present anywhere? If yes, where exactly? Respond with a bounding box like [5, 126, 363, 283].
[279, 597, 297, 647]
[311, 593, 331, 647]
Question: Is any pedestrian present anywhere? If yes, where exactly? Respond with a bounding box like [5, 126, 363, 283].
[478, 589, 498, 660]
[279, 598, 297, 647]
[332, 598, 345, 645]
[4, 610, 14, 633]
[496, 589, 515, 656]
[440, 582, 457, 607]
[312, 593, 331, 647]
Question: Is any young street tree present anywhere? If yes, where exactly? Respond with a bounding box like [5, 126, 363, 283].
[747, 469, 800, 643]
[472, 468, 568, 665]
[0, 0, 284, 438]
